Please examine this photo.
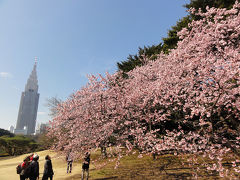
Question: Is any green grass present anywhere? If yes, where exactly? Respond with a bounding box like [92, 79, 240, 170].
[84, 149, 240, 180]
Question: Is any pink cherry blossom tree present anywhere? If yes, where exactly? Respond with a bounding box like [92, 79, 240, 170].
[48, 1, 240, 178]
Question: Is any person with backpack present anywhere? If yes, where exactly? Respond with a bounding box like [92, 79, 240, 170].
[66, 152, 73, 173]
[42, 155, 54, 180]
[29, 154, 40, 180]
[17, 156, 30, 180]
[81, 151, 90, 180]
[29, 153, 34, 162]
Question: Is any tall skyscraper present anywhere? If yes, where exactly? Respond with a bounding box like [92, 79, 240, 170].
[15, 59, 40, 135]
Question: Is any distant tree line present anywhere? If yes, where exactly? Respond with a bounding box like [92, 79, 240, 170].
[0, 135, 38, 156]
[0, 128, 51, 156]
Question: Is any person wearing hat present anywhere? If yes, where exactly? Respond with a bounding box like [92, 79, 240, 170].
[29, 154, 39, 180]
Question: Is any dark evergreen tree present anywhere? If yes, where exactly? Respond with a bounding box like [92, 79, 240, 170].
[117, 44, 163, 74]
[185, 0, 238, 20]
[185, 0, 238, 12]
[0, 128, 14, 137]
[162, 16, 191, 53]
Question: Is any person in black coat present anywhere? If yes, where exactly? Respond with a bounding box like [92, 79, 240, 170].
[42, 155, 54, 180]
[81, 151, 90, 180]
[29, 154, 39, 180]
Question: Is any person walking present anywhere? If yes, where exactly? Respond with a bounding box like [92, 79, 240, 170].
[29, 154, 39, 180]
[66, 152, 73, 173]
[42, 155, 54, 180]
[19, 156, 30, 180]
[81, 151, 90, 180]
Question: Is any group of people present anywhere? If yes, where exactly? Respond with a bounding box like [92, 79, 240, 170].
[18, 154, 53, 180]
[18, 151, 90, 180]
[66, 151, 91, 180]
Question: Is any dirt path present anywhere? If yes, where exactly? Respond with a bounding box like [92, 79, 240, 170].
[0, 150, 83, 180]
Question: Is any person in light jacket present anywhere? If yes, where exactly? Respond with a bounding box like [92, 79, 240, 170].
[66, 152, 73, 173]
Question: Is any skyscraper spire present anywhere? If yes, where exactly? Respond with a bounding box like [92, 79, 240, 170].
[35, 56, 38, 64]
[25, 58, 38, 92]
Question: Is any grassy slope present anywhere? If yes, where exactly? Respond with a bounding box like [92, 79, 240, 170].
[0, 149, 239, 180]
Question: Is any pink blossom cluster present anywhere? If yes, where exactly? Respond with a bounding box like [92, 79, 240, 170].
[48, 1, 240, 178]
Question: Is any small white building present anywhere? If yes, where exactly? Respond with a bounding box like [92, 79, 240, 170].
[35, 123, 49, 135]
[14, 126, 28, 135]
[9, 126, 14, 133]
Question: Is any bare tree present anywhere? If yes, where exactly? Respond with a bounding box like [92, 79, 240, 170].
[45, 96, 62, 118]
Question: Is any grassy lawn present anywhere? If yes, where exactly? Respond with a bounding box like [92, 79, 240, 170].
[0, 149, 239, 180]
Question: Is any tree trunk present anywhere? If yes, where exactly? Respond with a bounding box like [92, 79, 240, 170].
[101, 146, 107, 158]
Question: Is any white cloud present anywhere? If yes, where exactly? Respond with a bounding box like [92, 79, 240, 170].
[12, 86, 21, 91]
[0, 72, 12, 78]
[79, 72, 88, 78]
[37, 111, 46, 115]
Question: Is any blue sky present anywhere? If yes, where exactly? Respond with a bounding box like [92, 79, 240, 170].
[0, 0, 189, 130]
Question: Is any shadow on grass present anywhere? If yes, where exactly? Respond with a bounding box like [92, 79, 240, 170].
[159, 167, 220, 179]
[63, 174, 118, 180]
[93, 176, 118, 180]
[162, 172, 193, 179]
